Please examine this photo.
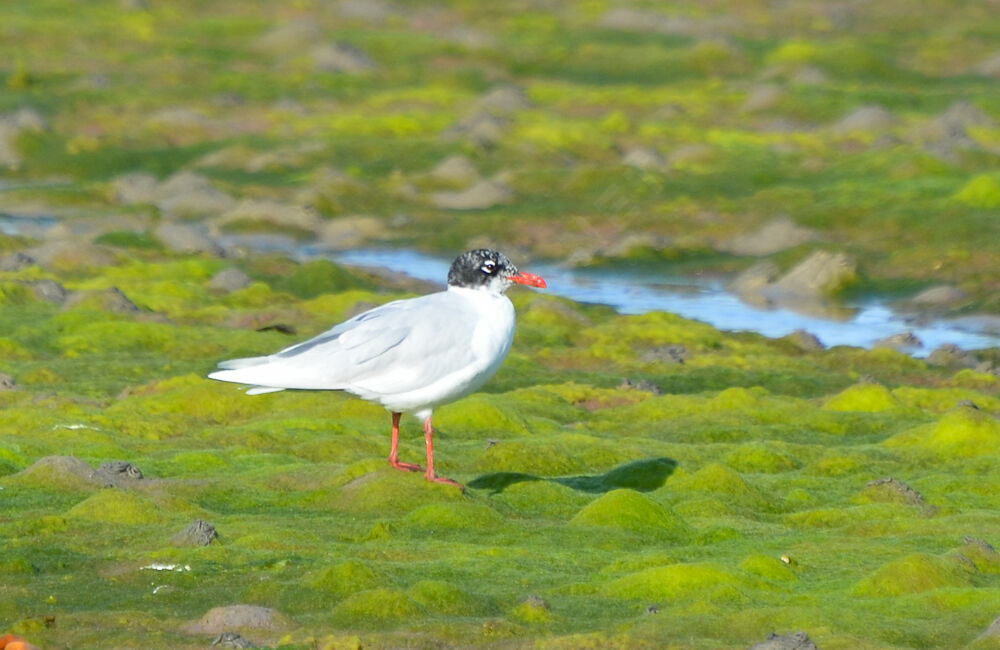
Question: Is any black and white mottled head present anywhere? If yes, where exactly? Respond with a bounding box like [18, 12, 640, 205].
[447, 249, 546, 293]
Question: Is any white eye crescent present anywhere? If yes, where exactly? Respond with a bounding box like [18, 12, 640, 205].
[481, 260, 496, 273]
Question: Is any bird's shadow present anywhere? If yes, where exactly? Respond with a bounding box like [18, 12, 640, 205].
[466, 457, 677, 494]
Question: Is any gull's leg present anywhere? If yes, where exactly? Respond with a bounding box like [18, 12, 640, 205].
[423, 415, 463, 489]
[388, 412, 422, 472]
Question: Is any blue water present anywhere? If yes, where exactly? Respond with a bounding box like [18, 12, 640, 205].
[325, 248, 1000, 356]
[4, 214, 998, 355]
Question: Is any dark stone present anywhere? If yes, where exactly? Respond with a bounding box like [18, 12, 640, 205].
[91, 460, 144, 487]
[748, 630, 819, 650]
[210, 632, 256, 648]
[620, 378, 663, 395]
[640, 344, 689, 364]
[173, 519, 219, 547]
[863, 477, 926, 506]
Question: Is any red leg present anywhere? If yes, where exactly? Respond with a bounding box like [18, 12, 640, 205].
[388, 412, 422, 472]
[423, 415, 463, 489]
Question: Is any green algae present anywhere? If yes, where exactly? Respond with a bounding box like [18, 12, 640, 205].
[887, 406, 1000, 458]
[67, 488, 166, 525]
[569, 489, 694, 542]
[823, 383, 904, 412]
[403, 502, 506, 532]
[408, 580, 497, 617]
[602, 562, 749, 603]
[308, 561, 384, 598]
[853, 553, 975, 596]
[330, 588, 422, 627]
[725, 442, 801, 474]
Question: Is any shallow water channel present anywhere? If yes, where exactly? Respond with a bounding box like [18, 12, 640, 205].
[2, 210, 998, 356]
[322, 247, 1000, 356]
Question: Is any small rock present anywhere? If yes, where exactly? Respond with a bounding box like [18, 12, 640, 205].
[26, 279, 69, 304]
[909, 285, 968, 306]
[429, 154, 481, 186]
[214, 199, 322, 232]
[620, 378, 663, 395]
[91, 460, 143, 487]
[317, 216, 387, 250]
[875, 331, 923, 350]
[211, 632, 256, 648]
[208, 268, 252, 292]
[783, 329, 825, 352]
[444, 112, 507, 147]
[767, 251, 857, 297]
[622, 147, 666, 171]
[110, 172, 160, 205]
[729, 260, 780, 296]
[24, 241, 121, 271]
[831, 105, 896, 135]
[431, 179, 513, 210]
[863, 477, 926, 506]
[926, 344, 978, 369]
[476, 86, 532, 114]
[748, 630, 818, 650]
[644, 604, 660, 614]
[172, 519, 218, 547]
[156, 171, 236, 218]
[182, 605, 291, 636]
[0, 372, 16, 390]
[0, 251, 37, 271]
[719, 218, 818, 257]
[155, 222, 224, 256]
[640, 344, 689, 365]
[312, 42, 376, 73]
[742, 84, 785, 113]
[64, 287, 141, 314]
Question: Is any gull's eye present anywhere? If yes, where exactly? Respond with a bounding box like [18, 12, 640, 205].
[481, 260, 497, 274]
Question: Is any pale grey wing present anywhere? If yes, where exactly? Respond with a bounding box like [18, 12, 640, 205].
[209, 292, 476, 393]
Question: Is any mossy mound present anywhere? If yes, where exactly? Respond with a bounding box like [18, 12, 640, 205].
[67, 488, 166, 524]
[510, 596, 554, 624]
[274, 259, 374, 298]
[491, 479, 588, 518]
[725, 443, 800, 474]
[435, 394, 532, 438]
[669, 464, 768, 511]
[569, 489, 693, 542]
[330, 588, 422, 626]
[332, 469, 464, 514]
[403, 502, 505, 532]
[408, 580, 496, 616]
[308, 560, 385, 598]
[475, 439, 588, 475]
[738, 553, 798, 585]
[602, 562, 749, 603]
[852, 553, 973, 596]
[886, 406, 1000, 458]
[7, 456, 98, 490]
[823, 383, 902, 412]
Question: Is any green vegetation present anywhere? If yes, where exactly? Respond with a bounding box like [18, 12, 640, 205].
[2, 0, 1000, 647]
[0, 247, 998, 648]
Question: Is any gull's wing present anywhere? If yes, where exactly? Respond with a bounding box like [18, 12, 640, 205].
[208, 292, 477, 394]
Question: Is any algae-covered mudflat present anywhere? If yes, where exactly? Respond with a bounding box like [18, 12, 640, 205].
[2, 0, 1000, 648]
[2, 248, 1000, 649]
